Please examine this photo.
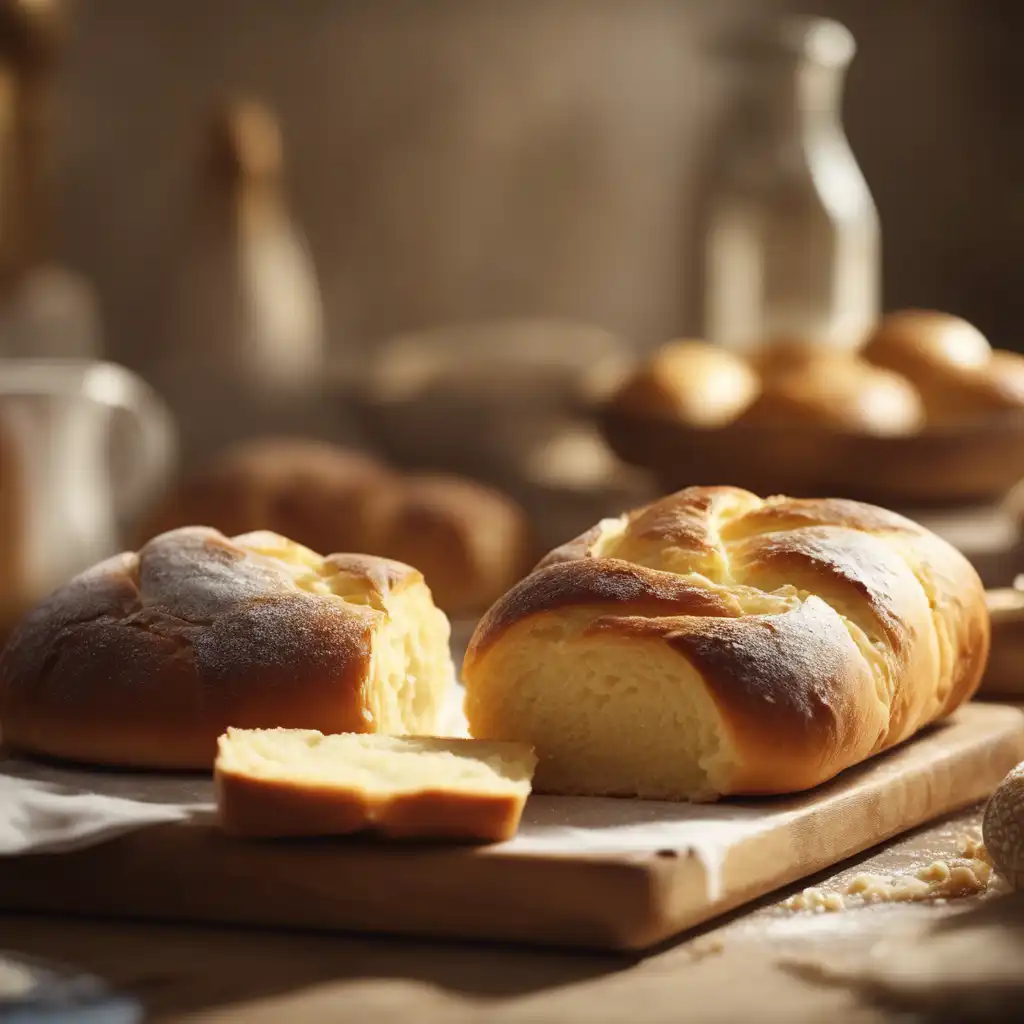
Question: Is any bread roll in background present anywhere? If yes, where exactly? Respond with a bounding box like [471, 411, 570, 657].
[607, 340, 760, 428]
[0, 528, 456, 769]
[463, 486, 989, 801]
[737, 353, 925, 435]
[746, 338, 850, 382]
[861, 310, 1009, 423]
[137, 438, 532, 617]
[137, 438, 390, 558]
[930, 349, 1024, 423]
[360, 474, 532, 617]
[215, 729, 537, 843]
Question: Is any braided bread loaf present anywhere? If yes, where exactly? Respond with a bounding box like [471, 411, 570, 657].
[462, 487, 989, 800]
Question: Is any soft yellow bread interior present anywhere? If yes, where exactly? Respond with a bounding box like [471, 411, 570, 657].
[234, 531, 455, 734]
[217, 728, 537, 795]
[464, 616, 741, 801]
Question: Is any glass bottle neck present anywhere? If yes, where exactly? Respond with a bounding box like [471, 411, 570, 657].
[741, 57, 847, 148]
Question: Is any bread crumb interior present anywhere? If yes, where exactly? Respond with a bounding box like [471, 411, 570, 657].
[232, 531, 455, 734]
[218, 729, 535, 795]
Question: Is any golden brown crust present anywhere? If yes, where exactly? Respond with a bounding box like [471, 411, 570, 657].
[607, 340, 760, 428]
[930, 350, 1024, 422]
[464, 486, 990, 797]
[747, 339, 849, 381]
[862, 310, 993, 381]
[470, 559, 743, 661]
[0, 527, 436, 770]
[859, 310, 1021, 424]
[736, 356, 924, 435]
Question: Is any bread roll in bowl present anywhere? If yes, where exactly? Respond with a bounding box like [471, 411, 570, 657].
[138, 438, 531, 616]
[861, 310, 1002, 422]
[863, 309, 992, 377]
[747, 338, 850, 381]
[929, 349, 1024, 423]
[463, 486, 989, 800]
[737, 355, 925, 435]
[0, 528, 455, 770]
[608, 340, 760, 428]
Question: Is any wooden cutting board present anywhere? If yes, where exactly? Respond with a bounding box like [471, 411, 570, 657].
[1, 703, 1022, 952]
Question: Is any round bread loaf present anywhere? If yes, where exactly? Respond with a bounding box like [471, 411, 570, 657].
[137, 439, 531, 616]
[360, 474, 532, 617]
[737, 354, 925, 435]
[136, 439, 391, 560]
[0, 527, 455, 769]
[860, 310, 1013, 423]
[608, 340, 760, 428]
[463, 486, 989, 800]
[929, 349, 1024, 423]
[862, 310, 992, 380]
[747, 338, 849, 381]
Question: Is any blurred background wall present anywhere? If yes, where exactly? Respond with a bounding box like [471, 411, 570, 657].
[46, 0, 1023, 370]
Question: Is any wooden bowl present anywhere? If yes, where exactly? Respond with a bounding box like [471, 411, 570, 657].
[597, 405, 1024, 507]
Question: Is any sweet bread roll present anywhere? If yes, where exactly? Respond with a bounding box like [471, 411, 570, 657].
[0, 528, 455, 769]
[861, 310, 998, 421]
[930, 349, 1024, 423]
[737, 355, 925, 435]
[463, 486, 988, 801]
[863, 309, 992, 378]
[608, 340, 760, 428]
[136, 438, 391, 560]
[747, 338, 849, 381]
[361, 474, 532, 617]
[137, 438, 531, 616]
[215, 729, 537, 842]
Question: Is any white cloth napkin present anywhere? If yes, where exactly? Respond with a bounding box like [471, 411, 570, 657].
[0, 759, 214, 856]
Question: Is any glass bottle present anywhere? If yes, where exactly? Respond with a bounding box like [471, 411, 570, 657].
[702, 17, 880, 354]
[154, 98, 327, 471]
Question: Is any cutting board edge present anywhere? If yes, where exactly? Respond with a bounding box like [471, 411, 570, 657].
[1, 703, 1021, 953]
[630, 701, 1024, 948]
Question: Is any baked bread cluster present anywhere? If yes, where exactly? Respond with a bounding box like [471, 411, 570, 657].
[608, 311, 1024, 435]
[463, 486, 989, 800]
[137, 438, 532, 617]
[0, 527, 456, 770]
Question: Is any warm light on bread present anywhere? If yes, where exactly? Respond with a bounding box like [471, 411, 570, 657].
[747, 338, 847, 381]
[608, 340, 760, 428]
[0, 527, 456, 769]
[463, 486, 989, 801]
[738, 355, 924, 435]
[862, 309, 992, 379]
[215, 728, 537, 842]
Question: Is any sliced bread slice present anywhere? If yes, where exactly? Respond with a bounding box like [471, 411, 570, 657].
[215, 728, 537, 843]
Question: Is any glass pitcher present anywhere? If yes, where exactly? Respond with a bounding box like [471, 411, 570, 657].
[0, 359, 176, 639]
[702, 17, 880, 354]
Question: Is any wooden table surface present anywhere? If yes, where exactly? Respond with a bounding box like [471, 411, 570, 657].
[3, 804, 1021, 1024]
